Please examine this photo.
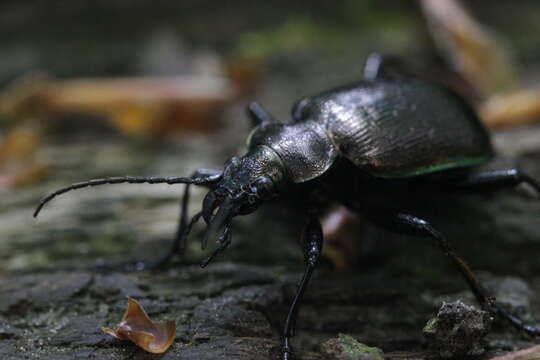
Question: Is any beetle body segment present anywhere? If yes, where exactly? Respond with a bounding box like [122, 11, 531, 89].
[283, 79, 493, 179]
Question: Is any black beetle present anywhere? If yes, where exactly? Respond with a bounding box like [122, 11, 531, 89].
[34, 54, 540, 359]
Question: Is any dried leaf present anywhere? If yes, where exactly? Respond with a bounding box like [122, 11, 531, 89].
[1, 75, 239, 136]
[480, 88, 540, 129]
[420, 0, 517, 97]
[102, 297, 175, 354]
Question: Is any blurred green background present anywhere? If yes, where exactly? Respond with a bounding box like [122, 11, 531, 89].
[1, 1, 540, 85]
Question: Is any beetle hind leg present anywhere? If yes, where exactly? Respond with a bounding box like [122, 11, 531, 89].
[363, 208, 540, 336]
[452, 159, 540, 195]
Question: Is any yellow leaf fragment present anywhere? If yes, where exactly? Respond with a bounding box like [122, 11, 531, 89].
[102, 297, 175, 354]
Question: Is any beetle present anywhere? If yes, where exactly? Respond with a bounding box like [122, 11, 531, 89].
[34, 54, 540, 359]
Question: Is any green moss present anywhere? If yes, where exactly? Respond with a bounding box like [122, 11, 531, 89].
[337, 334, 384, 360]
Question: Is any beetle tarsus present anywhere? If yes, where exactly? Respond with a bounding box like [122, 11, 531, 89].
[491, 303, 540, 336]
[281, 337, 294, 360]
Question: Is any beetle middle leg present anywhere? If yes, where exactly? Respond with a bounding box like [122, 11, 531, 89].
[281, 215, 324, 360]
[363, 208, 540, 336]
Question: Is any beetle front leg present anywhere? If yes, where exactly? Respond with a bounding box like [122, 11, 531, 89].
[150, 168, 222, 269]
[281, 215, 323, 360]
[364, 209, 540, 336]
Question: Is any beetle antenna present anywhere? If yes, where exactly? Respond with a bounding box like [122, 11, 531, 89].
[34, 176, 197, 218]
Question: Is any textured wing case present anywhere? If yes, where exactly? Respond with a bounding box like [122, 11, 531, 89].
[295, 80, 493, 178]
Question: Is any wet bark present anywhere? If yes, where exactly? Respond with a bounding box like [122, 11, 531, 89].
[2, 124, 540, 360]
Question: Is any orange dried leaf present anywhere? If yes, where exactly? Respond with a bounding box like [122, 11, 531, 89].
[1, 74, 240, 136]
[102, 297, 175, 354]
[42, 76, 237, 135]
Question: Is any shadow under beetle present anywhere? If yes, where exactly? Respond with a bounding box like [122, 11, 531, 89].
[34, 54, 540, 359]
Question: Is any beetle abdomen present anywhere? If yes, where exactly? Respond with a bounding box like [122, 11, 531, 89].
[296, 80, 493, 178]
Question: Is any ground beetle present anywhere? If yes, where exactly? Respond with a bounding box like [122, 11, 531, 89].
[35, 54, 540, 359]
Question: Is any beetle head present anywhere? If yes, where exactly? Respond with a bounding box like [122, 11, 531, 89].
[201, 145, 286, 247]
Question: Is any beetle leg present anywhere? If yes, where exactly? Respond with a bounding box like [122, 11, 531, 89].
[150, 211, 203, 269]
[152, 168, 222, 268]
[362, 52, 411, 81]
[291, 97, 311, 121]
[246, 101, 276, 126]
[364, 209, 540, 336]
[172, 168, 222, 255]
[281, 215, 323, 360]
[453, 167, 540, 195]
[363, 52, 385, 80]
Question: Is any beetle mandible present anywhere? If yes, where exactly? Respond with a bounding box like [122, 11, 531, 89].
[34, 54, 540, 359]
